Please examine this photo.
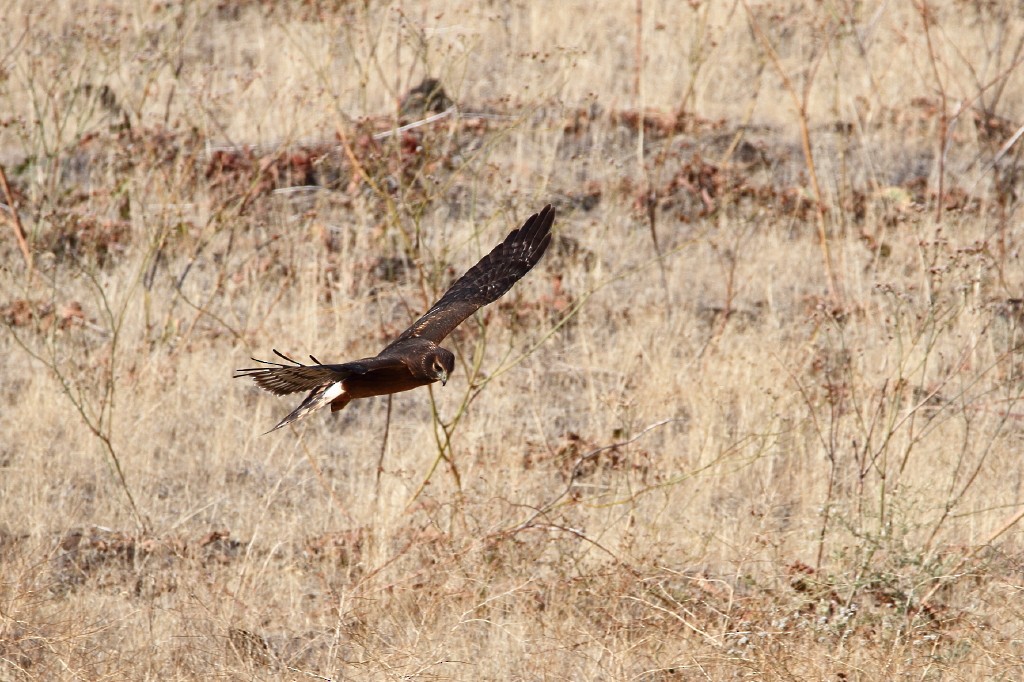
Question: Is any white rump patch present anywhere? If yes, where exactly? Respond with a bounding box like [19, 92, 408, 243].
[323, 381, 345, 402]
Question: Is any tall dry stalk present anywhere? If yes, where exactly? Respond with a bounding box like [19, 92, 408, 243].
[743, 0, 840, 305]
[0, 163, 32, 276]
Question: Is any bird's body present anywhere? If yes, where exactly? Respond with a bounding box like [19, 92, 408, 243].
[236, 205, 555, 432]
[332, 359, 434, 405]
[327, 338, 450, 410]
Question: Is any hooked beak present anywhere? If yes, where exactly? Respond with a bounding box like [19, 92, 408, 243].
[439, 369, 449, 386]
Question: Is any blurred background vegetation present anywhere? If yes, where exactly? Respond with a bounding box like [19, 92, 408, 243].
[2, 1, 1024, 678]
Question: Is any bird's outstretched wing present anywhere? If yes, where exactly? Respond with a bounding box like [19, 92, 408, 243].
[234, 349, 373, 395]
[384, 204, 554, 350]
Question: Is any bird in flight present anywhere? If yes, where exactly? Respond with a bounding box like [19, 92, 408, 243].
[236, 205, 555, 432]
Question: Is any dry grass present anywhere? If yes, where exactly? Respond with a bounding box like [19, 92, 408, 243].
[3, 0, 1024, 679]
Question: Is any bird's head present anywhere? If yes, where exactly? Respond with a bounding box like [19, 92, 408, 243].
[429, 348, 456, 386]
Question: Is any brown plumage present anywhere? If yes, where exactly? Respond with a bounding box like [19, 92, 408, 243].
[235, 205, 555, 432]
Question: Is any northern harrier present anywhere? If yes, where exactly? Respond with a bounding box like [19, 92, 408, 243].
[236, 205, 555, 432]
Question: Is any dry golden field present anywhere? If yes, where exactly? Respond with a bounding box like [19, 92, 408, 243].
[3, 1, 1024, 679]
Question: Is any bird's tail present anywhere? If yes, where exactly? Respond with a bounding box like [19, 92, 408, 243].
[266, 381, 344, 434]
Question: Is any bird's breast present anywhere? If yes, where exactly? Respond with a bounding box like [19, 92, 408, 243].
[342, 366, 435, 399]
